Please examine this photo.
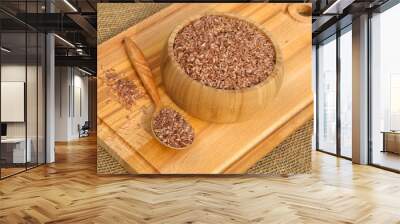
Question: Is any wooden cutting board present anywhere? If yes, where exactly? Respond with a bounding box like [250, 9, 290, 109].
[97, 3, 313, 174]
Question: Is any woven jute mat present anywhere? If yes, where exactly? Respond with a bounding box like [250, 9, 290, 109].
[247, 119, 313, 175]
[97, 3, 170, 44]
[97, 3, 312, 175]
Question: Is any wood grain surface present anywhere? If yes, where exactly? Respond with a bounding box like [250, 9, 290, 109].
[97, 3, 313, 174]
[123, 37, 163, 110]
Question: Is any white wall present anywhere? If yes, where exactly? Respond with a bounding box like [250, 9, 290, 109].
[1, 65, 36, 138]
[1, 64, 26, 81]
[1, 65, 26, 139]
[54, 67, 89, 141]
[55, 66, 70, 141]
[1, 63, 46, 164]
[72, 73, 89, 138]
[1, 82, 25, 122]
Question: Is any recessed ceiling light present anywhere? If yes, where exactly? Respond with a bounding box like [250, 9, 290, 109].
[54, 34, 75, 48]
[78, 67, 93, 76]
[76, 48, 84, 55]
[323, 0, 354, 15]
[63, 0, 78, 12]
[1, 47, 11, 53]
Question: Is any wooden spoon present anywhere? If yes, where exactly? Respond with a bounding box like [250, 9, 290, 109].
[123, 37, 195, 150]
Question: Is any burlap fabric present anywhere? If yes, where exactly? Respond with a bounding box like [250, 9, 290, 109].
[97, 3, 170, 44]
[97, 143, 128, 175]
[247, 119, 313, 175]
[97, 3, 313, 175]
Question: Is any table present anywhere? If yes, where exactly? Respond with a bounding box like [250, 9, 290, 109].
[381, 131, 400, 154]
[1, 138, 32, 164]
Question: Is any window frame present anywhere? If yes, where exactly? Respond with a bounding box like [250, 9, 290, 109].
[315, 24, 353, 161]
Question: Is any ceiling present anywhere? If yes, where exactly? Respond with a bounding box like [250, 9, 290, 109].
[312, 0, 391, 43]
[0, 0, 101, 74]
[1, 31, 45, 64]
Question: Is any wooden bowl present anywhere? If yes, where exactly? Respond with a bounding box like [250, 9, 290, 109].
[160, 13, 284, 123]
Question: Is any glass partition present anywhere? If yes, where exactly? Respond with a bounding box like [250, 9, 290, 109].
[1, 30, 28, 177]
[0, 1, 46, 179]
[317, 35, 337, 154]
[339, 27, 352, 158]
[370, 3, 400, 171]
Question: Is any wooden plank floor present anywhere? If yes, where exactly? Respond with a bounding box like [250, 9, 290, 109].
[1, 135, 400, 223]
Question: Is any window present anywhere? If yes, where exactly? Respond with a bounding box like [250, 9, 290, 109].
[339, 27, 352, 158]
[317, 36, 337, 154]
[370, 3, 400, 171]
[315, 25, 353, 159]
[390, 75, 400, 130]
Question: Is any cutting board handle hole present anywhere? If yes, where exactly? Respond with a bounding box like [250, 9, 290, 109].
[288, 4, 312, 23]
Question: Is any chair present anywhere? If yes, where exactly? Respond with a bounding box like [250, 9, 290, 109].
[79, 121, 90, 138]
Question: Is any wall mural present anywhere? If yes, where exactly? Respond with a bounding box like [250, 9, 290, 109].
[97, 3, 313, 174]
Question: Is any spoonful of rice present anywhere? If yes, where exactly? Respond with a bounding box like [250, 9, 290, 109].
[123, 37, 195, 149]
